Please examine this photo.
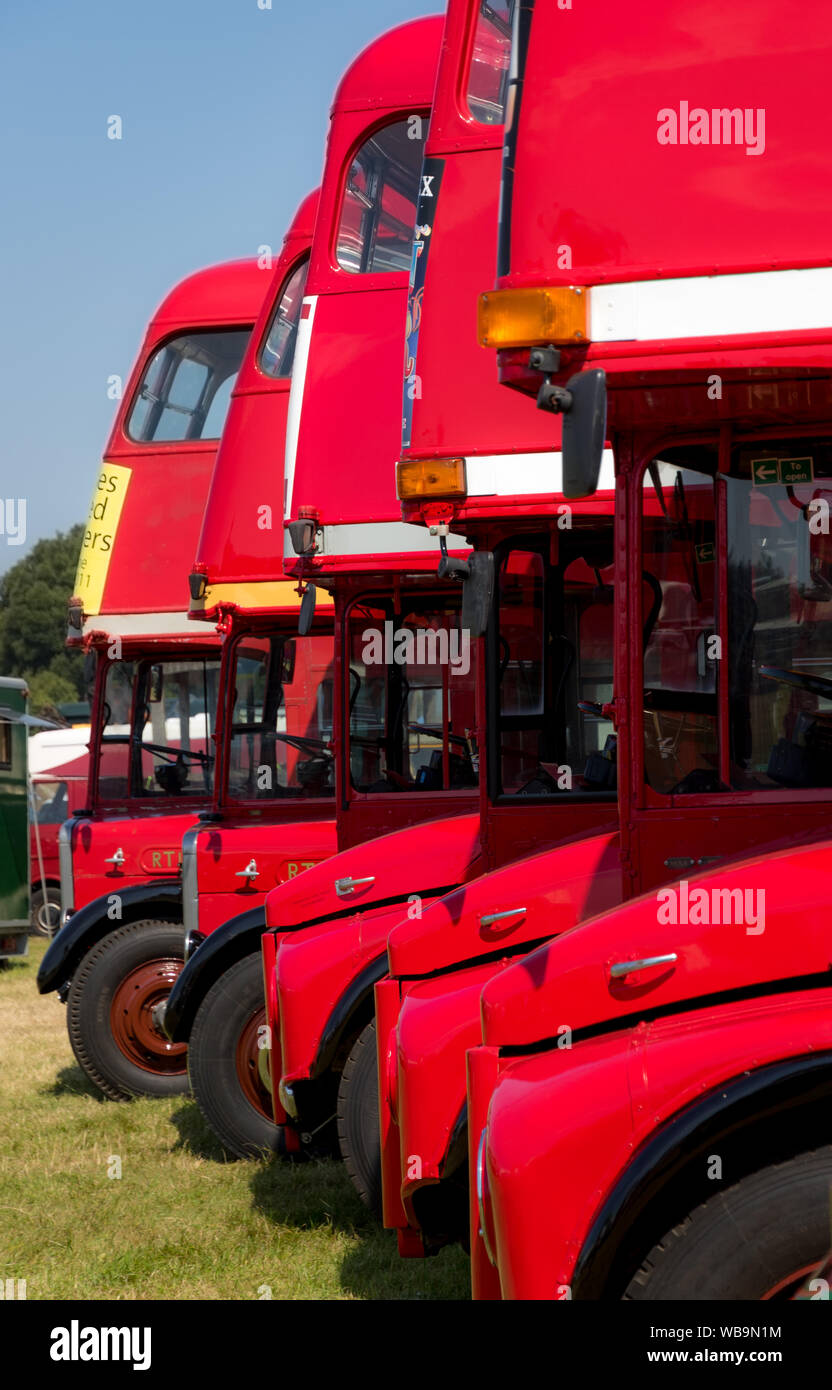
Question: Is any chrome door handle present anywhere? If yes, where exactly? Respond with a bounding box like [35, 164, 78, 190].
[610, 953, 678, 979]
[335, 876, 376, 897]
[479, 907, 526, 928]
[104, 848, 125, 866]
[235, 858, 259, 880]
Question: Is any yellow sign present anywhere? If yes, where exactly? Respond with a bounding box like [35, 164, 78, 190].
[73, 463, 132, 615]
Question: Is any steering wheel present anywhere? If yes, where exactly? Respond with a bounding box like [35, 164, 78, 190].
[760, 665, 832, 700]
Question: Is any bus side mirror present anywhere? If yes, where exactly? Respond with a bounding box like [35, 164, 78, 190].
[562, 369, 607, 500]
[461, 551, 494, 639]
[538, 367, 607, 499]
[299, 584, 316, 636]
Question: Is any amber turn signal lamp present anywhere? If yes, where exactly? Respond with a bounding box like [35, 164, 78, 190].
[396, 456, 467, 500]
[478, 287, 588, 348]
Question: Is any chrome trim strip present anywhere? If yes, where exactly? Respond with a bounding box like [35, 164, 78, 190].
[476, 1127, 497, 1267]
[58, 817, 76, 925]
[181, 826, 201, 956]
[283, 294, 318, 519]
[589, 265, 832, 344]
[283, 520, 470, 560]
[80, 611, 213, 640]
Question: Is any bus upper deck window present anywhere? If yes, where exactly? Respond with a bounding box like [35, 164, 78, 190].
[126, 329, 250, 443]
[467, 2, 514, 125]
[335, 119, 426, 275]
[259, 256, 310, 378]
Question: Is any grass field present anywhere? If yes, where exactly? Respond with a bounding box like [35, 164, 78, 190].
[0, 940, 469, 1300]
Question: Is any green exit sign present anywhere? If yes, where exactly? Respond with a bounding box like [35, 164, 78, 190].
[751, 458, 780, 485]
[780, 457, 814, 485]
[751, 456, 814, 486]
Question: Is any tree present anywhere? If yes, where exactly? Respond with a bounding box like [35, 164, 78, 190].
[0, 526, 85, 713]
[24, 669, 80, 723]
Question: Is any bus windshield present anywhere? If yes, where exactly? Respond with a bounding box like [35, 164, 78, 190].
[346, 594, 478, 794]
[640, 439, 832, 795]
[490, 526, 617, 799]
[97, 656, 221, 802]
[224, 632, 334, 804]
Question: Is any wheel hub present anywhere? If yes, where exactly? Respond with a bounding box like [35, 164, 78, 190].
[235, 1007, 273, 1120]
[35, 898, 60, 936]
[110, 957, 187, 1075]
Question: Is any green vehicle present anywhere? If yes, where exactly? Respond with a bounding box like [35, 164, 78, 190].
[0, 677, 30, 961]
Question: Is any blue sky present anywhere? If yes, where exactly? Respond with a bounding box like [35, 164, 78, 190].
[0, 0, 439, 573]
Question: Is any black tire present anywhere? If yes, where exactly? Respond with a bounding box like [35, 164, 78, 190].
[337, 1019, 382, 1218]
[30, 886, 61, 937]
[67, 919, 187, 1101]
[187, 952, 285, 1160]
[624, 1146, 832, 1300]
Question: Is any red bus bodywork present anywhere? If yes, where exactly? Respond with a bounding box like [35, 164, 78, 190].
[174, 191, 342, 959]
[46, 196, 332, 962]
[468, 0, 832, 1299]
[240, 16, 499, 1148]
[356, 0, 616, 1255]
[58, 258, 269, 925]
[158, 23, 482, 1156]
[263, 14, 542, 1150]
[268, 5, 618, 1190]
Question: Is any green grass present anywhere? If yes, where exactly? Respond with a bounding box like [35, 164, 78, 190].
[0, 940, 469, 1300]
